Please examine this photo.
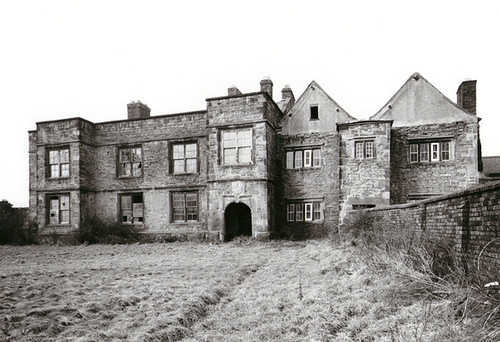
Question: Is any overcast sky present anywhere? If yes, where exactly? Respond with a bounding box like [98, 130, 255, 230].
[1, 0, 498, 207]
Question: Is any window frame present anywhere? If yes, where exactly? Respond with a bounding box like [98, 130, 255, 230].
[171, 141, 198, 174]
[408, 140, 453, 163]
[47, 194, 70, 225]
[120, 193, 144, 224]
[47, 147, 70, 178]
[171, 191, 199, 223]
[286, 148, 322, 169]
[221, 128, 253, 166]
[286, 201, 323, 222]
[310, 105, 319, 120]
[354, 140, 375, 160]
[118, 145, 143, 178]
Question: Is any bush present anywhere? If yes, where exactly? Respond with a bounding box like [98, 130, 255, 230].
[342, 210, 500, 340]
[0, 200, 33, 245]
[77, 216, 140, 244]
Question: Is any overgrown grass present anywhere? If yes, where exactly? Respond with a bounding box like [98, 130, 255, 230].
[1, 239, 488, 341]
[342, 210, 500, 341]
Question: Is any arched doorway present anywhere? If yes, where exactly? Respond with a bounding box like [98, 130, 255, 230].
[224, 202, 252, 242]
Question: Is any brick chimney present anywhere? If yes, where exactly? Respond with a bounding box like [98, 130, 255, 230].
[127, 101, 151, 120]
[457, 80, 476, 114]
[260, 77, 273, 98]
[281, 85, 295, 106]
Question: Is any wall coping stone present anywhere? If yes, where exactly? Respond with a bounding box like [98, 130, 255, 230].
[367, 179, 500, 212]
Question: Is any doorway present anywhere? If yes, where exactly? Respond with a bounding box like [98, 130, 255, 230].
[224, 202, 252, 242]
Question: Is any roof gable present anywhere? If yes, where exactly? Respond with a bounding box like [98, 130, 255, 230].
[280, 81, 355, 135]
[370, 73, 477, 127]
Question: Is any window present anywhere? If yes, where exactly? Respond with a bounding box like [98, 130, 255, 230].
[441, 142, 450, 161]
[286, 151, 294, 169]
[119, 146, 142, 177]
[172, 192, 198, 222]
[120, 194, 144, 224]
[431, 142, 439, 162]
[48, 148, 69, 178]
[304, 150, 312, 167]
[294, 150, 302, 168]
[286, 201, 323, 222]
[286, 148, 322, 169]
[409, 140, 452, 163]
[352, 204, 376, 210]
[409, 144, 419, 163]
[48, 194, 70, 224]
[305, 203, 313, 221]
[420, 143, 429, 162]
[295, 203, 304, 221]
[313, 203, 321, 221]
[286, 204, 295, 222]
[172, 142, 197, 174]
[310, 105, 319, 120]
[222, 129, 252, 165]
[355, 140, 375, 159]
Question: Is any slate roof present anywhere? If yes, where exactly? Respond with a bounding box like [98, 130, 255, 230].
[482, 156, 500, 176]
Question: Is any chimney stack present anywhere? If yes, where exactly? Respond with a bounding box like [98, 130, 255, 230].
[228, 86, 242, 96]
[127, 101, 151, 120]
[260, 77, 273, 98]
[457, 80, 476, 114]
[281, 85, 295, 105]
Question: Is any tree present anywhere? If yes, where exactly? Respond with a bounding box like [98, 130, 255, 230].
[0, 200, 24, 244]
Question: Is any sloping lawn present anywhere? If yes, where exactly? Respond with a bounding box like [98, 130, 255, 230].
[0, 240, 471, 341]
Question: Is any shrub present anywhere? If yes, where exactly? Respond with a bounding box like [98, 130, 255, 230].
[342, 210, 500, 339]
[0, 200, 33, 245]
[77, 216, 139, 244]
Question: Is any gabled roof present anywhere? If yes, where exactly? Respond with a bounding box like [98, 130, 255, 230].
[280, 81, 356, 134]
[370, 73, 478, 127]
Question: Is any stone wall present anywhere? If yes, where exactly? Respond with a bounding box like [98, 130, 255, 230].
[390, 122, 480, 203]
[348, 180, 500, 267]
[279, 132, 340, 238]
[338, 121, 392, 222]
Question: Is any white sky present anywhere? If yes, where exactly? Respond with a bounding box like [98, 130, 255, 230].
[1, 0, 498, 207]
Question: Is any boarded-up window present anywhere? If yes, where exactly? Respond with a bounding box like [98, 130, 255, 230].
[48, 194, 70, 224]
[121, 194, 143, 224]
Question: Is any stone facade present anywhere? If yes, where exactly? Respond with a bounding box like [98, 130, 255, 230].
[28, 73, 483, 240]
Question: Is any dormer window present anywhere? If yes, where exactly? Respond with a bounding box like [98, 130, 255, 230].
[310, 105, 319, 120]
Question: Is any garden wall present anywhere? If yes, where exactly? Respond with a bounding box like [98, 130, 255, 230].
[348, 180, 500, 266]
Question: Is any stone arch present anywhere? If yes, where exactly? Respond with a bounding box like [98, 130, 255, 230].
[224, 202, 252, 242]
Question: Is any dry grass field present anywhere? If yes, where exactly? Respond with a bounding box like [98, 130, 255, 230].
[0, 239, 491, 341]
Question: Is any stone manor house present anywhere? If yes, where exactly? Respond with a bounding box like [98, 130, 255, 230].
[28, 73, 481, 241]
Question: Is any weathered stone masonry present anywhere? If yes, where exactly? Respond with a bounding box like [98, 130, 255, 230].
[28, 73, 484, 241]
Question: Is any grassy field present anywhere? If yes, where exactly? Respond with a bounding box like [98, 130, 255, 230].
[0, 239, 486, 341]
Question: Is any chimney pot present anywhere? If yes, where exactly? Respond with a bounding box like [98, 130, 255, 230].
[457, 80, 477, 114]
[127, 101, 151, 120]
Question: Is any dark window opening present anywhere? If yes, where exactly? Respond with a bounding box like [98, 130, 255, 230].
[121, 193, 144, 224]
[352, 204, 376, 210]
[310, 106, 319, 120]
